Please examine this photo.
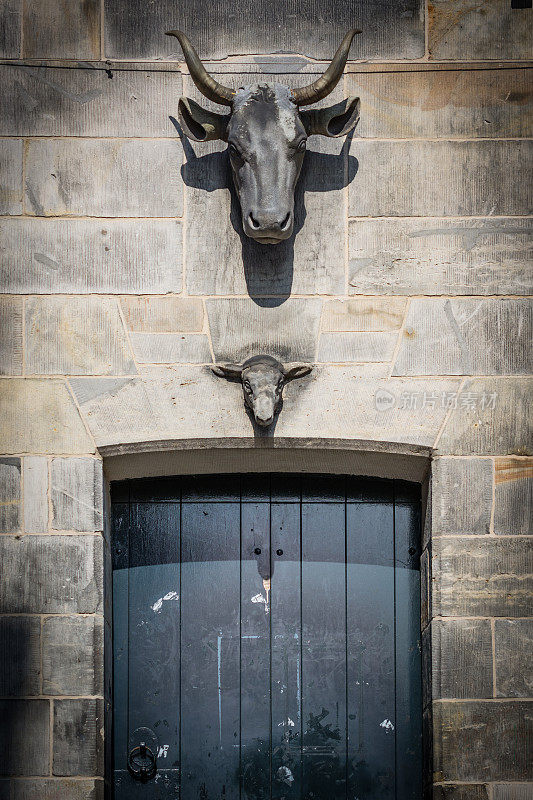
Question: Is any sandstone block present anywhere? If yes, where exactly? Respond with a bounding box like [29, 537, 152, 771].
[130, 333, 212, 364]
[0, 700, 50, 775]
[0, 457, 20, 532]
[317, 331, 397, 362]
[53, 699, 104, 776]
[322, 298, 407, 332]
[25, 297, 136, 376]
[0, 617, 41, 696]
[0, 219, 182, 294]
[23, 0, 99, 59]
[0, 139, 22, 215]
[0, 296, 22, 376]
[25, 139, 183, 217]
[348, 218, 533, 296]
[430, 457, 493, 535]
[0, 0, 20, 57]
[393, 299, 532, 376]
[432, 537, 533, 617]
[433, 787, 489, 800]
[51, 458, 103, 532]
[23, 457, 49, 533]
[349, 141, 532, 217]
[0, 535, 103, 613]
[493, 786, 533, 800]
[494, 620, 533, 698]
[494, 458, 533, 535]
[42, 615, 103, 696]
[427, 619, 493, 700]
[120, 297, 204, 333]
[12, 780, 104, 800]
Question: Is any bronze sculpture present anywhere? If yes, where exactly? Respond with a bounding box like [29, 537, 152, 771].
[167, 29, 361, 244]
[212, 355, 312, 427]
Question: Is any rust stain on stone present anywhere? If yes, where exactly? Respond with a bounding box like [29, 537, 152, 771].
[495, 458, 533, 484]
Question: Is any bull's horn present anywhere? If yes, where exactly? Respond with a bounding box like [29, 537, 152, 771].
[291, 29, 361, 107]
[165, 30, 235, 106]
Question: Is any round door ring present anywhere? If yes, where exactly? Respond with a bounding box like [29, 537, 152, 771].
[128, 742, 157, 782]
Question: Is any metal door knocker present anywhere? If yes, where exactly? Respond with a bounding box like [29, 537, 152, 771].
[128, 742, 157, 782]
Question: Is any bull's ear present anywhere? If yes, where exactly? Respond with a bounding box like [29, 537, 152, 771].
[300, 97, 360, 138]
[211, 363, 243, 379]
[284, 363, 313, 381]
[178, 97, 230, 142]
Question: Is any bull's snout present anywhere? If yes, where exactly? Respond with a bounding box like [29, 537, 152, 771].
[252, 393, 276, 427]
[244, 208, 293, 244]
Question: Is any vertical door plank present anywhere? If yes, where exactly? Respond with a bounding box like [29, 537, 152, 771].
[271, 501, 302, 799]
[180, 491, 241, 800]
[301, 491, 347, 800]
[240, 499, 271, 799]
[346, 502, 395, 799]
[127, 501, 181, 795]
[394, 488, 423, 800]
[112, 500, 129, 782]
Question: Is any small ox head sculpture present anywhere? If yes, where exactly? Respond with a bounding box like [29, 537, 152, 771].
[166, 29, 361, 244]
[212, 355, 312, 427]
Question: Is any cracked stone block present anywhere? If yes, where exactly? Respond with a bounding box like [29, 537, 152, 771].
[51, 458, 103, 532]
[393, 299, 532, 376]
[494, 619, 533, 698]
[0, 457, 20, 532]
[0, 297, 23, 375]
[0, 139, 22, 214]
[25, 297, 136, 376]
[23, 456, 49, 533]
[120, 297, 204, 332]
[348, 218, 533, 296]
[0, 617, 41, 696]
[53, 699, 104, 776]
[0, 700, 50, 775]
[0, 535, 103, 614]
[494, 458, 533, 535]
[42, 616, 103, 696]
[0, 219, 182, 294]
[431, 458, 493, 535]
[25, 139, 183, 217]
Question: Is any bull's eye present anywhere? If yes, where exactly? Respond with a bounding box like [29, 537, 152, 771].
[229, 143, 242, 160]
[296, 138, 307, 152]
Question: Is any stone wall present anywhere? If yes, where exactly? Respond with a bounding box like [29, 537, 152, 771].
[0, 1, 531, 798]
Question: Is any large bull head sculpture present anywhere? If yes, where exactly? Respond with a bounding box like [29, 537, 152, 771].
[166, 29, 361, 244]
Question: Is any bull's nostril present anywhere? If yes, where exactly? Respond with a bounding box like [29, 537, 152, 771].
[249, 213, 260, 229]
[280, 212, 291, 231]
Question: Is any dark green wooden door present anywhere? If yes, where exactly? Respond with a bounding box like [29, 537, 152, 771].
[111, 474, 422, 799]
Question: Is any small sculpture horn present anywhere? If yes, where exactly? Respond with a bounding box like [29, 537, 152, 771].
[165, 29, 235, 106]
[291, 29, 361, 107]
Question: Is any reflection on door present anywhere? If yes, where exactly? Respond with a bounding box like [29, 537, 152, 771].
[111, 474, 422, 799]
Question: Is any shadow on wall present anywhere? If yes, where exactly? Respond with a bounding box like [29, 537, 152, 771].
[175, 121, 358, 304]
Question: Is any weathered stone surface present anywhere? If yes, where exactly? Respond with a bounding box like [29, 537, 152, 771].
[207, 298, 322, 363]
[494, 620, 533, 699]
[433, 786, 489, 800]
[130, 333, 212, 364]
[0, 700, 50, 775]
[25, 297, 136, 376]
[0, 0, 21, 57]
[428, 619, 493, 700]
[493, 786, 533, 800]
[12, 780, 104, 800]
[0, 457, 20, 532]
[0, 139, 22, 215]
[0, 219, 182, 294]
[0, 617, 41, 696]
[349, 66, 533, 139]
[431, 458, 493, 535]
[0, 64, 182, 137]
[437, 378, 532, 456]
[53, 699, 104, 776]
[42, 615, 103, 696]
[432, 701, 532, 781]
[104, 0, 424, 60]
[494, 458, 533, 535]
[317, 331, 398, 363]
[0, 297, 22, 376]
[428, 0, 533, 60]
[0, 379, 94, 454]
[0, 535, 103, 613]
[432, 537, 533, 617]
[23, 0, 99, 59]
[393, 299, 532, 376]
[322, 298, 407, 331]
[348, 218, 533, 296]
[51, 458, 103, 531]
[120, 297, 204, 332]
[23, 456, 49, 533]
[349, 141, 532, 217]
[25, 139, 183, 217]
